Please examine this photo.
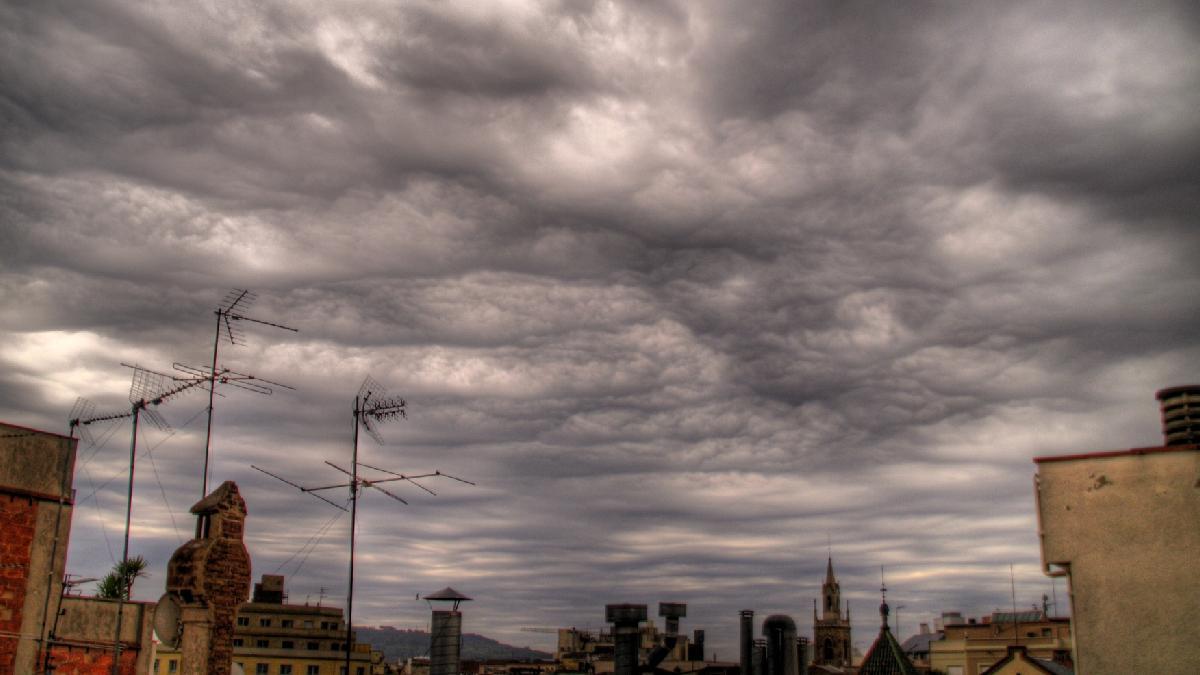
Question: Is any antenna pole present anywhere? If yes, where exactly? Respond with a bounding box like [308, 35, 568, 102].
[202, 309, 221, 498]
[1010, 563, 1019, 648]
[112, 401, 142, 675]
[346, 395, 361, 675]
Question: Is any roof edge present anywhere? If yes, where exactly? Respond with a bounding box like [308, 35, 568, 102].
[1033, 444, 1197, 464]
[1, 420, 77, 442]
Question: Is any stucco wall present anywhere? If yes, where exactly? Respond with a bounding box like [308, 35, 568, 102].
[1034, 447, 1200, 674]
[47, 596, 156, 675]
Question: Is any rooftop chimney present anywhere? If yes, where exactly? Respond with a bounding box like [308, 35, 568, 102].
[607, 604, 647, 675]
[659, 602, 687, 637]
[1156, 385, 1200, 446]
[739, 610, 754, 675]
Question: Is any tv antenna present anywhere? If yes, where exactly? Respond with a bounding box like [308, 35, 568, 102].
[69, 364, 209, 675]
[200, 289, 297, 498]
[253, 376, 474, 675]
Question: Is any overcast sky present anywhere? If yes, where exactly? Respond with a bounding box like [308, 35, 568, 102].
[3, 0, 1199, 659]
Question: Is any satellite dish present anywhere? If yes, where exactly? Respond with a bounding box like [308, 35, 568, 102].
[154, 592, 182, 648]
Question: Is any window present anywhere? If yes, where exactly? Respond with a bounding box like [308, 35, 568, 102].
[282, 640, 295, 649]
[280, 667, 294, 675]
[357, 668, 365, 675]
[307, 667, 320, 675]
[260, 618, 272, 627]
[168, 662, 178, 674]
[238, 617, 250, 626]
[307, 642, 320, 650]
[304, 620, 314, 629]
[1042, 628, 1052, 637]
[153, 660, 160, 673]
[257, 639, 270, 648]
[233, 638, 244, 647]
[282, 619, 294, 628]
[256, 665, 269, 675]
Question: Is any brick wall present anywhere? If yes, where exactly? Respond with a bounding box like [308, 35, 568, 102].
[46, 643, 140, 675]
[0, 493, 37, 672]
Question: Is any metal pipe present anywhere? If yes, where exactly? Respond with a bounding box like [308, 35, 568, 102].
[111, 402, 142, 675]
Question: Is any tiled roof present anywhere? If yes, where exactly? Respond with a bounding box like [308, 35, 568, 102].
[858, 627, 918, 675]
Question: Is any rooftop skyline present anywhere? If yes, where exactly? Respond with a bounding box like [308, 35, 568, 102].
[2, 0, 1198, 660]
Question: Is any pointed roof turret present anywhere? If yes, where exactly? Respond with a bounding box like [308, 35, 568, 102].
[825, 556, 836, 584]
[857, 574, 917, 675]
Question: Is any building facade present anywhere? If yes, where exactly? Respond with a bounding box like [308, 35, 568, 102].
[1034, 430, 1199, 672]
[928, 612, 1072, 675]
[811, 558, 851, 669]
[0, 421, 77, 672]
[155, 574, 383, 675]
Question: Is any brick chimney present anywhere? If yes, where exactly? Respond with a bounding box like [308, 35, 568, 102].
[164, 481, 251, 675]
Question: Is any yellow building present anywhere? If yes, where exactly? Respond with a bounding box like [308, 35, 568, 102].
[928, 612, 1071, 675]
[1034, 404, 1200, 673]
[155, 575, 384, 675]
[980, 645, 1073, 675]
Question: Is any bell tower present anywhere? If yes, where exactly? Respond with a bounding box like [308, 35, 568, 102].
[811, 557, 852, 668]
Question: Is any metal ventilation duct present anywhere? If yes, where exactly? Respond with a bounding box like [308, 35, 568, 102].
[430, 610, 463, 675]
[1156, 385, 1200, 446]
[606, 604, 648, 675]
[762, 615, 798, 675]
[740, 610, 755, 675]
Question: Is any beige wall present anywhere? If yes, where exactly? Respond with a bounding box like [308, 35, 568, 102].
[54, 596, 157, 673]
[1034, 446, 1200, 674]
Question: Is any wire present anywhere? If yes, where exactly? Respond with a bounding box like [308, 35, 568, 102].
[275, 503, 349, 578]
[74, 404, 207, 507]
[79, 465, 117, 565]
[142, 423, 184, 545]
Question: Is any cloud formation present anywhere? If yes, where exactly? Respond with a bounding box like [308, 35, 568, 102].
[3, 0, 1199, 657]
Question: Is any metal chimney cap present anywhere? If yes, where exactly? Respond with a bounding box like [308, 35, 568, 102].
[606, 604, 648, 624]
[659, 602, 687, 617]
[425, 587, 473, 602]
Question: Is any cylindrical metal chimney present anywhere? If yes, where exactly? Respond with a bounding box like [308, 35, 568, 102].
[762, 615, 798, 675]
[752, 638, 766, 675]
[739, 610, 755, 675]
[1156, 385, 1200, 446]
[607, 604, 648, 675]
[426, 587, 471, 675]
[796, 636, 808, 675]
[430, 610, 462, 675]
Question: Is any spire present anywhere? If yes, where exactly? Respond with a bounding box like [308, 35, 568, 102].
[880, 567, 890, 631]
[858, 570, 917, 675]
[813, 598, 818, 623]
[825, 556, 836, 584]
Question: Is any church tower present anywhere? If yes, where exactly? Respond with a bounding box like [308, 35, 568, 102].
[812, 557, 852, 668]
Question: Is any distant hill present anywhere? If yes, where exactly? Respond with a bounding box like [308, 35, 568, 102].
[357, 626, 554, 663]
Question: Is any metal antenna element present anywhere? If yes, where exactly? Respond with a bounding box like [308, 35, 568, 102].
[67, 398, 99, 444]
[199, 289, 299, 499]
[200, 288, 297, 499]
[254, 377, 473, 675]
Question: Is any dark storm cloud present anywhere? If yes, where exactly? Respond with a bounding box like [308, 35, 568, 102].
[2, 0, 1198, 658]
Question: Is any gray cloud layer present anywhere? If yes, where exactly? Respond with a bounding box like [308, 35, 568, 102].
[3, 0, 1199, 657]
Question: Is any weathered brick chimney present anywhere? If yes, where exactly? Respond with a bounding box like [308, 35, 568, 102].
[163, 481, 251, 675]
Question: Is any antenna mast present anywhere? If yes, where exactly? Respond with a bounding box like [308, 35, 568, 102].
[254, 376, 474, 675]
[70, 364, 209, 675]
[202, 289, 297, 498]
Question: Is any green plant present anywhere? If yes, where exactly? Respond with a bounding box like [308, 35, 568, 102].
[96, 555, 148, 600]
